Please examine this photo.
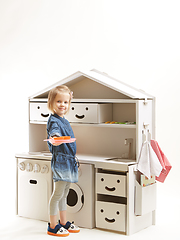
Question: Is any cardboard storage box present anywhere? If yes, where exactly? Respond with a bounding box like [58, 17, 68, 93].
[30, 102, 50, 122]
[96, 201, 126, 232]
[66, 103, 112, 123]
[96, 172, 127, 197]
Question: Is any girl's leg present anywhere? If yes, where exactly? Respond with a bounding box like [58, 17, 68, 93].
[49, 181, 67, 228]
[58, 182, 80, 233]
[59, 182, 71, 225]
[49, 215, 57, 229]
[59, 211, 67, 225]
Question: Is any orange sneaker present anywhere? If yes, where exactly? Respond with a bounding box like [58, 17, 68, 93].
[47, 223, 69, 237]
[59, 221, 80, 233]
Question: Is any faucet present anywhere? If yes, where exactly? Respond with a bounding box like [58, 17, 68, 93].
[124, 138, 133, 159]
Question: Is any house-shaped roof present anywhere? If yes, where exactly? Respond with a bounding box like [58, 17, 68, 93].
[29, 69, 154, 100]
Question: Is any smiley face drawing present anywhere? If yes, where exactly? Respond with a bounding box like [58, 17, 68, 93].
[66, 103, 98, 123]
[72, 105, 87, 120]
[96, 201, 126, 232]
[37, 106, 49, 118]
[102, 208, 117, 223]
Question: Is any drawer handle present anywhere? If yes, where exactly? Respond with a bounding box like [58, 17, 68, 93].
[41, 113, 49, 118]
[105, 186, 116, 192]
[105, 217, 115, 223]
[29, 180, 37, 184]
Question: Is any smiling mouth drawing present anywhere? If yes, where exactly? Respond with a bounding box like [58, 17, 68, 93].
[75, 114, 85, 119]
[105, 218, 115, 223]
[105, 186, 116, 192]
[41, 113, 49, 118]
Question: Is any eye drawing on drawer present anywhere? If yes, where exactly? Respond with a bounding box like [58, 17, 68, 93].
[71, 106, 88, 120]
[100, 209, 120, 223]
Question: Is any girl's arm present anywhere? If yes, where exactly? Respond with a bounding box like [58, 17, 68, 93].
[48, 121, 62, 146]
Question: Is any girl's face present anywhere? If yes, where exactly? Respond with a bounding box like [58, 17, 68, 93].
[53, 92, 70, 117]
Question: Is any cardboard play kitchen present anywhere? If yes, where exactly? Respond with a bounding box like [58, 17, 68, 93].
[16, 69, 159, 235]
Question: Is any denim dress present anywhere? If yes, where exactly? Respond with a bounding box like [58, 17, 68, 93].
[47, 114, 79, 183]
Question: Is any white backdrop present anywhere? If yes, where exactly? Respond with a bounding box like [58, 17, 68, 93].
[0, 0, 179, 230]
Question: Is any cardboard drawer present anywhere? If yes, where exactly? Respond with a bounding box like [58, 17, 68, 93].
[66, 103, 112, 123]
[96, 173, 126, 197]
[96, 201, 126, 232]
[135, 181, 156, 216]
[30, 102, 50, 122]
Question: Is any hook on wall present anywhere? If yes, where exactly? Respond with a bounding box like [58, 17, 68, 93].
[143, 122, 149, 129]
[142, 129, 151, 143]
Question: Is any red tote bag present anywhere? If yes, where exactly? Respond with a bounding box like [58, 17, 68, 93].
[151, 140, 172, 183]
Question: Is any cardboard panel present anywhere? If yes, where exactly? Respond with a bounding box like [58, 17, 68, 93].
[135, 181, 156, 216]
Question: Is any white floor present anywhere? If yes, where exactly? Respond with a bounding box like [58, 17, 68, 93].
[0, 185, 179, 240]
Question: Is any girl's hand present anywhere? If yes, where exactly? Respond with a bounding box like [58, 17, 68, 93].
[50, 137, 62, 146]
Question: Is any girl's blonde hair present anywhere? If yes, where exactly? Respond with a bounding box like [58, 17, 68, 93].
[47, 85, 72, 113]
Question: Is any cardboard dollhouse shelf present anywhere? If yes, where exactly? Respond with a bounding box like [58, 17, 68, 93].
[29, 69, 154, 100]
[20, 69, 157, 235]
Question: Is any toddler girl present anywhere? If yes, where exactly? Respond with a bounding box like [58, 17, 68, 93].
[46, 85, 80, 237]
